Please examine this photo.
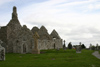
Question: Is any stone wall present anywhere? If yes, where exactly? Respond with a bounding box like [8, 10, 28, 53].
[54, 39, 63, 49]
[0, 6, 34, 53]
[38, 39, 63, 50]
[31, 26, 63, 50]
[38, 40, 54, 50]
[0, 26, 7, 52]
[7, 25, 34, 53]
[0, 26, 7, 44]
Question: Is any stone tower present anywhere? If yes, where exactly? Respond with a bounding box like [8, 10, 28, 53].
[7, 6, 21, 28]
[5, 6, 34, 53]
[12, 6, 18, 19]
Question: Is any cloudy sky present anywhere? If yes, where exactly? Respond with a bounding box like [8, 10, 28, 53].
[0, 0, 100, 47]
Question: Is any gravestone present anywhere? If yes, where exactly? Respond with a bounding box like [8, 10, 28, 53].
[56, 48, 60, 51]
[99, 46, 100, 50]
[89, 44, 92, 50]
[32, 32, 40, 54]
[96, 44, 99, 50]
[0, 40, 5, 61]
[76, 45, 81, 53]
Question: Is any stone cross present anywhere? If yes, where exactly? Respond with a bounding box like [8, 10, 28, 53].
[76, 45, 81, 53]
[33, 32, 39, 49]
[0, 40, 5, 61]
[32, 32, 40, 54]
[63, 40, 66, 50]
[64, 40, 65, 45]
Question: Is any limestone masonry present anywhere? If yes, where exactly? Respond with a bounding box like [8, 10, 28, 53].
[0, 6, 63, 53]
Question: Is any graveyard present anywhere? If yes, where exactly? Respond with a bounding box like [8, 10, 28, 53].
[0, 5, 100, 67]
[0, 49, 100, 67]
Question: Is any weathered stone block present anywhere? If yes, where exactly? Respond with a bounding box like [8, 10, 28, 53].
[0, 40, 5, 61]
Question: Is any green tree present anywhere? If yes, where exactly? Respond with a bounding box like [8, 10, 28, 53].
[68, 42, 72, 49]
[91, 45, 95, 50]
[81, 44, 86, 49]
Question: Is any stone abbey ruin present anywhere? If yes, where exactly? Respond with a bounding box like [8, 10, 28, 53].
[0, 6, 63, 54]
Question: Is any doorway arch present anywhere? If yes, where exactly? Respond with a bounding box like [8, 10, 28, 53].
[23, 44, 26, 53]
[54, 43, 55, 49]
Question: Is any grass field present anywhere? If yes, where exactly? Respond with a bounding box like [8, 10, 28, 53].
[0, 49, 100, 67]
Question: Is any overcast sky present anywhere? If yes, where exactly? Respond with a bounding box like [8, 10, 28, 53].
[0, 0, 100, 48]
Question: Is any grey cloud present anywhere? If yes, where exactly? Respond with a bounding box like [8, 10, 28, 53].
[63, 25, 100, 47]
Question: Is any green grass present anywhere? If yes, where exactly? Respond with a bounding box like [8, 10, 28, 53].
[0, 49, 100, 67]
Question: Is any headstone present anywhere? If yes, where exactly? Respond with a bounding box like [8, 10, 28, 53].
[0, 40, 5, 61]
[98, 46, 100, 50]
[32, 32, 40, 54]
[79, 42, 82, 45]
[76, 45, 81, 53]
[96, 44, 99, 50]
[89, 44, 92, 50]
[56, 48, 60, 51]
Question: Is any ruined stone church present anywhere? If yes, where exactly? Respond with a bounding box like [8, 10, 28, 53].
[0, 6, 63, 53]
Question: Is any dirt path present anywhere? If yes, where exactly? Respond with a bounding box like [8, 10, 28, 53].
[92, 51, 100, 59]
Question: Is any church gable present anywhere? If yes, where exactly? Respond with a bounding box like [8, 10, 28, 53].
[50, 29, 61, 39]
[38, 26, 52, 40]
[31, 26, 39, 34]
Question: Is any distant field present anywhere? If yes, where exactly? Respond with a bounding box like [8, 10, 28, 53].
[0, 49, 100, 67]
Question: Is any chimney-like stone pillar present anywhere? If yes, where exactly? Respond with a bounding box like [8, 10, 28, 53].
[12, 6, 18, 19]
